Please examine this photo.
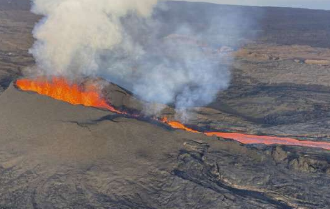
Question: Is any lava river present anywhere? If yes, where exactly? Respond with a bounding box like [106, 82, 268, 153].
[16, 77, 330, 151]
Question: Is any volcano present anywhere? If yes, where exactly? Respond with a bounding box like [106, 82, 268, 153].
[3, 0, 330, 208]
[15, 77, 330, 152]
[0, 80, 329, 208]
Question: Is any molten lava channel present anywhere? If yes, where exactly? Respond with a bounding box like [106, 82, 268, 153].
[16, 77, 330, 151]
[161, 117, 330, 150]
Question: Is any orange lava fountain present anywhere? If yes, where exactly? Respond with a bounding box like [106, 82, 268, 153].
[16, 77, 123, 114]
[16, 77, 330, 151]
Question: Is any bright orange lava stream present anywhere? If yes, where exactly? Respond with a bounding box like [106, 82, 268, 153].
[16, 77, 330, 151]
[204, 132, 330, 150]
[161, 117, 200, 133]
[161, 119, 330, 151]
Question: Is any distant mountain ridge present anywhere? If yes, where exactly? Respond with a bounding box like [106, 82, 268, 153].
[2, 0, 330, 47]
[0, 0, 30, 11]
[160, 1, 330, 48]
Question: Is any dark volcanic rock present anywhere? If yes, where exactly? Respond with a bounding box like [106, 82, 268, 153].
[103, 82, 145, 113]
[1, 84, 330, 208]
[2, 1, 330, 208]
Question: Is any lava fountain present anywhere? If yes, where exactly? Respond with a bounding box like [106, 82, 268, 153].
[16, 77, 123, 114]
[16, 77, 330, 151]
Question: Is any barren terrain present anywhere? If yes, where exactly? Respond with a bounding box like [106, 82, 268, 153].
[1, 1, 330, 208]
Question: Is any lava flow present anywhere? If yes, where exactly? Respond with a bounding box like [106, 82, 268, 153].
[16, 77, 330, 151]
[161, 117, 330, 150]
[160, 120, 330, 151]
[161, 117, 200, 133]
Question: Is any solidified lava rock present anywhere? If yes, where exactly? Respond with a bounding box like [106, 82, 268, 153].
[0, 83, 330, 208]
[2, 1, 330, 208]
[102, 82, 145, 113]
[102, 81, 175, 117]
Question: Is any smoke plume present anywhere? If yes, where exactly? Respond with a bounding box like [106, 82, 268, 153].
[29, 0, 256, 120]
[30, 0, 158, 76]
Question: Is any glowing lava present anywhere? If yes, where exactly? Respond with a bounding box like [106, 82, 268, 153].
[161, 117, 200, 133]
[205, 132, 330, 150]
[162, 118, 330, 151]
[16, 77, 330, 151]
[16, 77, 122, 114]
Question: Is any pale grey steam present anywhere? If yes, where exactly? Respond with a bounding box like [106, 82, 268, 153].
[30, 0, 256, 119]
[30, 0, 158, 77]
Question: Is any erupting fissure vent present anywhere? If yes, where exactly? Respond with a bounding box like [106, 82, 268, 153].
[16, 77, 123, 114]
[15, 77, 330, 151]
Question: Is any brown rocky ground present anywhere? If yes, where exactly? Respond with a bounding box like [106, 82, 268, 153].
[2, 79, 330, 209]
[2, 1, 330, 208]
[193, 44, 330, 140]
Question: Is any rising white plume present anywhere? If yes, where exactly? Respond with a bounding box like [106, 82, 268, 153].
[30, 0, 157, 77]
[30, 0, 254, 120]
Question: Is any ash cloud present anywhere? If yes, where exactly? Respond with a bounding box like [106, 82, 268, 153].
[29, 0, 258, 120]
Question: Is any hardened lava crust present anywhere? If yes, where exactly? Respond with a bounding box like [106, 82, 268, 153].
[0, 79, 329, 209]
[1, 1, 330, 209]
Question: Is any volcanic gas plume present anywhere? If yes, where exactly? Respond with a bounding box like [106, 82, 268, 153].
[25, 0, 252, 118]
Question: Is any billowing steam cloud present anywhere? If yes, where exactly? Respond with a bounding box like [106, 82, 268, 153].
[30, 0, 255, 120]
[30, 0, 158, 76]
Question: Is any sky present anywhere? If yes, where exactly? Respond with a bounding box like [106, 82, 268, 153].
[172, 0, 330, 10]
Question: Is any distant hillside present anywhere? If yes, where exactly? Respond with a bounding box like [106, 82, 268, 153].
[2, 0, 330, 48]
[258, 6, 330, 47]
[159, 1, 330, 48]
[0, 0, 30, 11]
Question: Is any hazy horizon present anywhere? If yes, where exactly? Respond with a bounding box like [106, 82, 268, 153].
[170, 0, 330, 10]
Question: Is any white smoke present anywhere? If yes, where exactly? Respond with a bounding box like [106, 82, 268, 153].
[30, 0, 157, 77]
[30, 0, 254, 120]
